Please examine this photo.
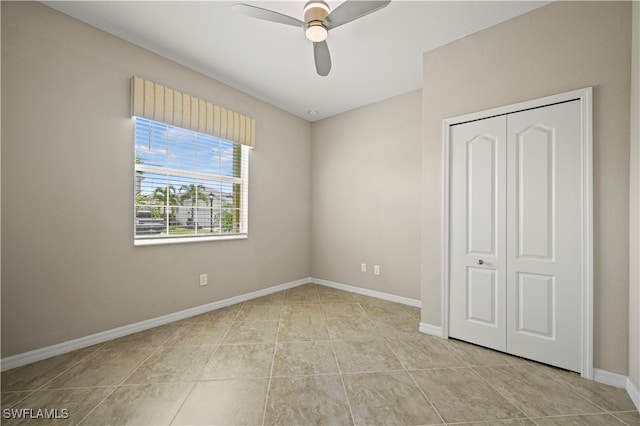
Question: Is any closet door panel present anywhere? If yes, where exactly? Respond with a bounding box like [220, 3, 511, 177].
[506, 100, 582, 372]
[449, 115, 507, 351]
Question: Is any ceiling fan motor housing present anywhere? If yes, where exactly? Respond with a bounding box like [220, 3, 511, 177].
[303, 1, 330, 24]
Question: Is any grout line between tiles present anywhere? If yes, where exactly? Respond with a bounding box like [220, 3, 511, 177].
[74, 329, 178, 425]
[166, 304, 245, 426]
[167, 301, 246, 426]
[359, 302, 448, 426]
[526, 361, 624, 415]
[502, 363, 611, 416]
[322, 286, 358, 426]
[443, 418, 531, 426]
[87, 305, 242, 426]
[609, 410, 640, 426]
[259, 294, 284, 426]
[527, 411, 634, 426]
[165, 302, 244, 425]
[465, 365, 532, 423]
[18, 350, 96, 394]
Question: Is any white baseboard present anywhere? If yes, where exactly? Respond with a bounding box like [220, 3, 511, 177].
[627, 376, 640, 412]
[310, 277, 421, 307]
[571, 368, 640, 412]
[419, 322, 444, 338]
[593, 368, 629, 389]
[0, 278, 308, 372]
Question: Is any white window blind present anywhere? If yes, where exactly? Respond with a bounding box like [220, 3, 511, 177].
[134, 117, 250, 244]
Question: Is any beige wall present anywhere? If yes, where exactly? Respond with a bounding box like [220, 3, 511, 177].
[422, 1, 632, 374]
[311, 90, 422, 299]
[1, 2, 311, 357]
[629, 1, 640, 388]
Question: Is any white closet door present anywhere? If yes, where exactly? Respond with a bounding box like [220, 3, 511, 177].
[449, 115, 507, 351]
[505, 100, 582, 372]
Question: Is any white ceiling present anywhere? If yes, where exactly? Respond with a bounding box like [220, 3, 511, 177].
[43, 0, 549, 121]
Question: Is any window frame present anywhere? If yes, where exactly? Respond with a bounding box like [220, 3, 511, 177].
[133, 117, 250, 246]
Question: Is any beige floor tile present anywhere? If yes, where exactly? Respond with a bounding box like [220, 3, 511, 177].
[400, 305, 421, 321]
[458, 420, 536, 425]
[612, 411, 640, 425]
[264, 375, 352, 425]
[343, 371, 443, 425]
[8, 286, 632, 426]
[278, 317, 330, 341]
[125, 345, 215, 384]
[45, 348, 152, 389]
[162, 321, 229, 346]
[317, 288, 357, 304]
[200, 343, 274, 379]
[355, 296, 412, 310]
[353, 294, 389, 306]
[326, 318, 380, 340]
[292, 283, 318, 291]
[322, 303, 368, 320]
[236, 303, 283, 321]
[532, 364, 637, 412]
[332, 339, 402, 373]
[532, 413, 628, 425]
[284, 286, 321, 304]
[221, 320, 279, 344]
[474, 365, 604, 417]
[360, 303, 411, 320]
[172, 378, 268, 425]
[186, 305, 241, 323]
[100, 323, 181, 350]
[410, 368, 524, 423]
[438, 338, 528, 367]
[1, 386, 114, 426]
[371, 316, 422, 339]
[281, 304, 324, 321]
[388, 336, 466, 369]
[272, 341, 338, 376]
[1, 351, 92, 392]
[79, 383, 191, 425]
[1, 391, 32, 409]
[243, 291, 285, 305]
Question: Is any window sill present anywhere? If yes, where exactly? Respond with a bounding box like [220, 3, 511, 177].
[134, 234, 248, 246]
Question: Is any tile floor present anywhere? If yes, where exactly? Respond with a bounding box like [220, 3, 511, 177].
[1, 283, 638, 425]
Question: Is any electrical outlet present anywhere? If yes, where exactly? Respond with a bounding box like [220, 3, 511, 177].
[373, 265, 380, 275]
[361, 263, 367, 272]
[199, 273, 208, 286]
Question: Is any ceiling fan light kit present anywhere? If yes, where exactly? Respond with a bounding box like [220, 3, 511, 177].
[306, 22, 328, 43]
[232, 0, 391, 76]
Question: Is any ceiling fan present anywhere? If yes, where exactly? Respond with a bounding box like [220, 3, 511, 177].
[232, 1, 391, 76]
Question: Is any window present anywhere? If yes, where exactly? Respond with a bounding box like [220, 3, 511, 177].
[134, 117, 249, 244]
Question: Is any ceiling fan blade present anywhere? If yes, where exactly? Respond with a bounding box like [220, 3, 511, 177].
[324, 0, 391, 29]
[232, 3, 304, 28]
[313, 41, 331, 76]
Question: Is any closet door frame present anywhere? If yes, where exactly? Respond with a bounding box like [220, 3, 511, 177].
[440, 87, 593, 378]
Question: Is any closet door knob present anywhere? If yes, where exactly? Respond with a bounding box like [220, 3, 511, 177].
[477, 259, 484, 265]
